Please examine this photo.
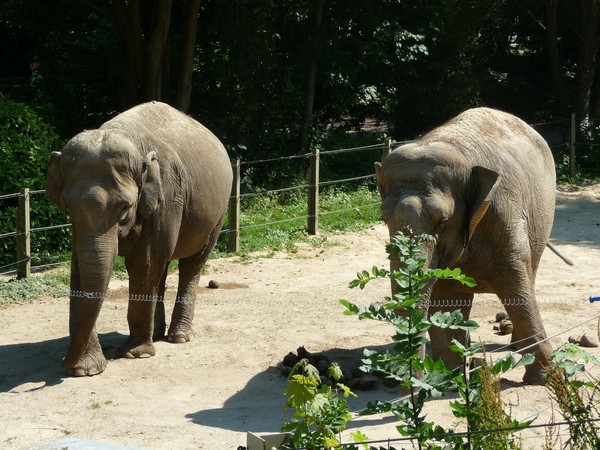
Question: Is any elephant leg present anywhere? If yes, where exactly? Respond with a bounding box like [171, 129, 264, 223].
[153, 265, 169, 341]
[427, 280, 474, 371]
[168, 256, 201, 343]
[117, 261, 167, 359]
[118, 297, 157, 359]
[66, 258, 107, 376]
[168, 218, 223, 343]
[492, 270, 552, 385]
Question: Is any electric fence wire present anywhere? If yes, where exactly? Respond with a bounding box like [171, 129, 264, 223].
[280, 416, 600, 450]
[341, 309, 600, 448]
[351, 309, 600, 415]
[0, 192, 21, 201]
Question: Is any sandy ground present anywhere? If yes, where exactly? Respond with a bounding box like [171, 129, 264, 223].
[1, 183, 600, 450]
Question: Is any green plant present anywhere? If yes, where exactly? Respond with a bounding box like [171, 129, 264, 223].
[282, 359, 356, 449]
[449, 349, 531, 450]
[341, 230, 533, 449]
[545, 343, 600, 449]
[0, 97, 69, 269]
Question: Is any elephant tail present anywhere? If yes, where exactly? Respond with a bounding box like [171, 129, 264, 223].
[546, 241, 574, 266]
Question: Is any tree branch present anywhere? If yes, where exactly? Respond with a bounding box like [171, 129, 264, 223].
[80, 0, 111, 20]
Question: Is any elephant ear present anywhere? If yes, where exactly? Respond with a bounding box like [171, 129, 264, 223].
[467, 166, 500, 241]
[45, 151, 65, 209]
[139, 151, 164, 219]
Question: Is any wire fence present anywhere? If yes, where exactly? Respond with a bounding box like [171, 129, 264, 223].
[276, 305, 600, 450]
[1, 117, 600, 448]
[0, 114, 598, 278]
[0, 141, 389, 277]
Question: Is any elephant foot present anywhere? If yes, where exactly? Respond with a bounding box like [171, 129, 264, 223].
[167, 325, 194, 343]
[64, 343, 107, 377]
[522, 366, 549, 385]
[117, 339, 156, 359]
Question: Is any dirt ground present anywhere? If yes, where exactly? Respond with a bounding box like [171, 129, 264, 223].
[1, 183, 600, 450]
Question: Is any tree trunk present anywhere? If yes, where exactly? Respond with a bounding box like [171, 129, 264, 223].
[546, 0, 570, 116]
[573, 0, 600, 137]
[176, 0, 202, 113]
[91, 0, 201, 111]
[112, 0, 144, 108]
[591, 46, 600, 129]
[144, 0, 173, 102]
[299, 0, 325, 154]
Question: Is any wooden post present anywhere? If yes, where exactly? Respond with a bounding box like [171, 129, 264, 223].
[569, 112, 576, 178]
[227, 159, 241, 253]
[17, 187, 31, 278]
[307, 148, 320, 235]
[382, 137, 392, 161]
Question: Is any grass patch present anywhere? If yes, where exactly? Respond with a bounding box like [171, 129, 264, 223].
[0, 273, 69, 306]
[214, 183, 381, 256]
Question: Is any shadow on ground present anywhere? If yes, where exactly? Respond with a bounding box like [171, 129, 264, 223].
[552, 194, 600, 245]
[186, 344, 404, 433]
[0, 331, 125, 393]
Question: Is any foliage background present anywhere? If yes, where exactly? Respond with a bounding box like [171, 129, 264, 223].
[0, 0, 599, 266]
[0, 98, 68, 268]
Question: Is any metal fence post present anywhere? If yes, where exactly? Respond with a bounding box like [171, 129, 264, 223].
[382, 137, 392, 161]
[570, 112, 576, 178]
[17, 187, 31, 278]
[308, 148, 320, 235]
[227, 158, 241, 253]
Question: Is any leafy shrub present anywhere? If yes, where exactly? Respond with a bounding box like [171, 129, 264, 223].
[0, 97, 69, 269]
[340, 230, 533, 449]
[282, 360, 356, 449]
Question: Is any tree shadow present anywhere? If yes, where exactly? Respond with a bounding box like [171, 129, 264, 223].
[185, 341, 527, 435]
[185, 344, 404, 433]
[0, 331, 125, 393]
[551, 194, 600, 246]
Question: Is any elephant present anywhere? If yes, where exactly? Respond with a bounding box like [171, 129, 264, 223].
[374, 107, 565, 385]
[45, 101, 232, 377]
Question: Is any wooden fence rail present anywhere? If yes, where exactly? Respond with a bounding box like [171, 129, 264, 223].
[2, 115, 584, 278]
[7, 139, 391, 277]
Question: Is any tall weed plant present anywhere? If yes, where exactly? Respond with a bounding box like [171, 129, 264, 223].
[544, 344, 600, 449]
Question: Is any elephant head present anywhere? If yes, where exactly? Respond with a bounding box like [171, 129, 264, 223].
[45, 130, 164, 372]
[375, 143, 500, 272]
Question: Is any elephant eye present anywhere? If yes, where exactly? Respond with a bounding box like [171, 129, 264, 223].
[435, 217, 448, 233]
[118, 203, 132, 223]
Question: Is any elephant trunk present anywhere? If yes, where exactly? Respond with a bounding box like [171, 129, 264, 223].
[63, 230, 117, 368]
[389, 234, 437, 307]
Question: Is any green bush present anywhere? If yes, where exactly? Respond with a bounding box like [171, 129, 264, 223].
[0, 97, 70, 270]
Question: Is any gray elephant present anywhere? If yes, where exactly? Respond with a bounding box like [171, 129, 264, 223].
[375, 107, 564, 385]
[46, 101, 232, 377]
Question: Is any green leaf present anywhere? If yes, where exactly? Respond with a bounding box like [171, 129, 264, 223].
[309, 393, 330, 415]
[490, 353, 534, 375]
[328, 362, 343, 382]
[430, 311, 480, 331]
[337, 383, 358, 399]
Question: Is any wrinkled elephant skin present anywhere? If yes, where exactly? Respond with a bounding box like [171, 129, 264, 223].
[375, 107, 556, 385]
[46, 101, 232, 376]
